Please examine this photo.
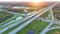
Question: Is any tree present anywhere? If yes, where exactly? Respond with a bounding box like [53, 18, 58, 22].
[55, 31, 60, 34]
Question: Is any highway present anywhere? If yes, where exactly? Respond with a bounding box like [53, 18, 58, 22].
[0, 3, 57, 34]
[0, 16, 23, 28]
[40, 3, 57, 34]
[0, 8, 42, 34]
[9, 3, 57, 34]
[0, 10, 37, 28]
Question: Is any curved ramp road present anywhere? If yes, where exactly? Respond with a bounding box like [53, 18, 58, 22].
[9, 6, 54, 34]
[1, 11, 37, 28]
[40, 3, 57, 34]
[0, 10, 41, 34]
[0, 11, 37, 28]
[45, 27, 60, 33]
[0, 3, 57, 34]
[0, 5, 50, 33]
[40, 10, 54, 34]
[9, 3, 57, 34]
[49, 27, 60, 30]
[38, 18, 51, 23]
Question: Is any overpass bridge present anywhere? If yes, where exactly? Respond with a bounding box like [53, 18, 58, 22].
[0, 3, 57, 34]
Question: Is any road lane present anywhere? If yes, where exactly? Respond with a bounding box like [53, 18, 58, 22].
[0, 9, 41, 34]
[0, 3, 57, 34]
[9, 5, 55, 34]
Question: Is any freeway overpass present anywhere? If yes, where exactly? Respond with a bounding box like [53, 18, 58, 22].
[9, 3, 57, 34]
[0, 3, 57, 34]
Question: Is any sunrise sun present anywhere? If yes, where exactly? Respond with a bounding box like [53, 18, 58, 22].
[31, 0, 41, 3]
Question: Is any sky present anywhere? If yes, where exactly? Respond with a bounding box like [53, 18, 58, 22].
[0, 0, 60, 2]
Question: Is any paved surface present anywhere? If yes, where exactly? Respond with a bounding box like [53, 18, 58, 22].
[40, 3, 57, 34]
[9, 3, 57, 34]
[37, 18, 52, 23]
[53, 18, 60, 25]
[0, 11, 37, 28]
[0, 9, 40, 34]
[0, 3, 57, 34]
[46, 27, 60, 33]
[0, 16, 23, 28]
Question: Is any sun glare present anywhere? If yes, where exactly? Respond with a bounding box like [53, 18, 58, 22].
[31, 0, 41, 3]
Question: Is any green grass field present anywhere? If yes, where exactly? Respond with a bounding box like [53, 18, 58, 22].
[2, 17, 31, 34]
[1, 10, 51, 34]
[2, 20, 49, 34]
[46, 28, 60, 34]
[0, 11, 13, 23]
[40, 10, 50, 18]
[16, 20, 49, 34]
